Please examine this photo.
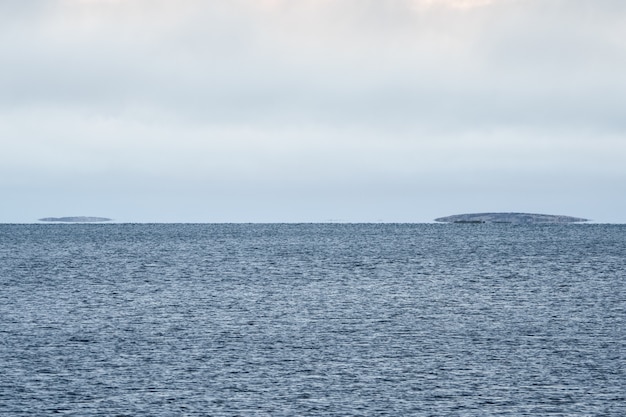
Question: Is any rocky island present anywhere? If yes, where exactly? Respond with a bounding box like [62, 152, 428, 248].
[39, 216, 112, 223]
[435, 213, 588, 224]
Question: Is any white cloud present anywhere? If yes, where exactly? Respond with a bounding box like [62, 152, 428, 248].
[1, 0, 625, 222]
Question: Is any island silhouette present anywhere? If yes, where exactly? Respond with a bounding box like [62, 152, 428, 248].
[39, 216, 112, 223]
[435, 213, 588, 224]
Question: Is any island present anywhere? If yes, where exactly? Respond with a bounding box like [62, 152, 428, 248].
[39, 216, 112, 223]
[434, 213, 588, 224]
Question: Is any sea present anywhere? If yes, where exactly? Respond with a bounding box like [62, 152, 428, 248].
[1, 223, 624, 416]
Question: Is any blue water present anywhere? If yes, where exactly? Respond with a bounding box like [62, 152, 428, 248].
[1, 224, 625, 416]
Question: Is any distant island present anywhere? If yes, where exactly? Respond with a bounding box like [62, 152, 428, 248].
[39, 216, 112, 223]
[435, 213, 588, 224]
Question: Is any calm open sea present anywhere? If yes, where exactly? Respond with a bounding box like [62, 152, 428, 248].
[1, 224, 625, 416]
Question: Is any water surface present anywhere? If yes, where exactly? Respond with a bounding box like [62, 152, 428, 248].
[1, 224, 624, 415]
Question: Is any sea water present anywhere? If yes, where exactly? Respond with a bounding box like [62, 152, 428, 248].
[1, 223, 624, 416]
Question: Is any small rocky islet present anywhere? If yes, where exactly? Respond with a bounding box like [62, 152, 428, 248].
[435, 213, 588, 224]
[38, 216, 112, 223]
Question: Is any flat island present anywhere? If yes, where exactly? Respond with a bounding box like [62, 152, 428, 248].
[39, 216, 112, 223]
[435, 213, 588, 224]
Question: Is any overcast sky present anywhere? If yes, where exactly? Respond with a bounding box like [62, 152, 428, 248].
[1, 0, 625, 222]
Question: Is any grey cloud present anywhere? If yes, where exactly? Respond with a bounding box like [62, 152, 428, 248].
[2, 0, 625, 134]
[1, 0, 625, 222]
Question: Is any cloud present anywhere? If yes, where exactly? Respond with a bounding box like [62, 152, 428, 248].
[1, 0, 625, 221]
[2, 0, 625, 132]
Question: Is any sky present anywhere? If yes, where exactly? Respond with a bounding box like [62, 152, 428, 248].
[1, 0, 625, 223]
